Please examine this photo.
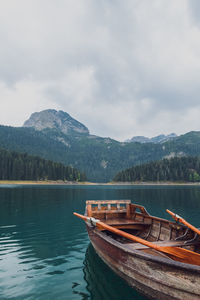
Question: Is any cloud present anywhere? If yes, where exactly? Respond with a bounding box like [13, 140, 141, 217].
[0, 79, 58, 126]
[0, 0, 200, 140]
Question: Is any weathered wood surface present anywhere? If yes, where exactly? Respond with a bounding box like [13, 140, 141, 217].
[83, 200, 200, 300]
[88, 226, 200, 300]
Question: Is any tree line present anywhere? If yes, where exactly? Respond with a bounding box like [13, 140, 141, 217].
[2, 124, 200, 182]
[113, 156, 200, 182]
[0, 148, 86, 181]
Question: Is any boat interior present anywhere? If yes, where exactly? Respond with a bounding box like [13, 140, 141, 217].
[86, 200, 200, 256]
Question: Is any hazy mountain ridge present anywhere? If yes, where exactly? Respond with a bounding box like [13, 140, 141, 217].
[126, 133, 177, 144]
[1, 110, 200, 182]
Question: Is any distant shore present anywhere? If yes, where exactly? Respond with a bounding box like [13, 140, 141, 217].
[0, 180, 89, 185]
[0, 180, 200, 186]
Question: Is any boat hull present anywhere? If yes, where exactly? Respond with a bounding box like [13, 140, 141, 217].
[87, 225, 200, 300]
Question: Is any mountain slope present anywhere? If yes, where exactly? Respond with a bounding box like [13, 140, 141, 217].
[0, 125, 69, 163]
[0, 124, 166, 181]
[1, 110, 200, 182]
[113, 156, 200, 182]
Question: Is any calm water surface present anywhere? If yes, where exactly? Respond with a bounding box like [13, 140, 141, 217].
[0, 185, 200, 300]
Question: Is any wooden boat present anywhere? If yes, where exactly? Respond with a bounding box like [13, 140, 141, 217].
[74, 200, 200, 300]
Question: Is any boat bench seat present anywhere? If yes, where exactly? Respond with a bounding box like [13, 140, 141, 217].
[104, 219, 151, 230]
[104, 219, 150, 226]
[125, 239, 200, 251]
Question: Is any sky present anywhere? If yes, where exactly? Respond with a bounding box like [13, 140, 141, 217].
[0, 0, 200, 141]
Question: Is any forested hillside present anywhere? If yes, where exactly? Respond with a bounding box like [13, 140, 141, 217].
[0, 148, 86, 181]
[113, 156, 200, 182]
[2, 122, 200, 182]
[0, 125, 166, 181]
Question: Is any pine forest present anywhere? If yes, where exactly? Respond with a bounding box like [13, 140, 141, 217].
[114, 156, 200, 182]
[0, 148, 86, 181]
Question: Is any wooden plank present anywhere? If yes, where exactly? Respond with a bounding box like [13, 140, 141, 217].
[94, 209, 127, 214]
[88, 227, 200, 300]
[104, 219, 149, 225]
[86, 200, 131, 204]
[126, 203, 131, 218]
[126, 239, 199, 250]
[87, 204, 92, 217]
[111, 224, 149, 230]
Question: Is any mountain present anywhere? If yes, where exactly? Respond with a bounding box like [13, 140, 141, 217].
[0, 124, 165, 182]
[1, 109, 200, 182]
[23, 109, 89, 136]
[125, 136, 150, 143]
[126, 133, 177, 144]
[113, 156, 200, 182]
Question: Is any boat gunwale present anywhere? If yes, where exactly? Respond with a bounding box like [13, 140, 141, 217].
[85, 200, 189, 228]
[88, 224, 200, 273]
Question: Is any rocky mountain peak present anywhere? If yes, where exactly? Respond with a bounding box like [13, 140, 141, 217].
[23, 109, 89, 135]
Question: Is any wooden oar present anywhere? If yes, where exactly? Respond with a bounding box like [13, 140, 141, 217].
[73, 212, 200, 266]
[166, 209, 200, 236]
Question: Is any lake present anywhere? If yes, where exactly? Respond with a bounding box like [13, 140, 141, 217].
[0, 184, 200, 300]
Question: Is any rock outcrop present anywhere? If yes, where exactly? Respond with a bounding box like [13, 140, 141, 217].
[23, 109, 89, 136]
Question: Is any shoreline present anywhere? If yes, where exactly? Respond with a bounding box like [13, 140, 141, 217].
[0, 180, 200, 186]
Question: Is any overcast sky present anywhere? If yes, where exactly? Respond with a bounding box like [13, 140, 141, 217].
[0, 0, 200, 141]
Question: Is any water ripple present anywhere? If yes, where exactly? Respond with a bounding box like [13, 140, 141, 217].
[2, 185, 191, 299]
[44, 257, 68, 266]
[46, 270, 65, 275]
[0, 225, 17, 229]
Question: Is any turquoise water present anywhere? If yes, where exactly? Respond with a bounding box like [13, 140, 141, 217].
[0, 185, 200, 300]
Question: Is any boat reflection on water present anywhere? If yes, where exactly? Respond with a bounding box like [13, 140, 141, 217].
[83, 244, 147, 300]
